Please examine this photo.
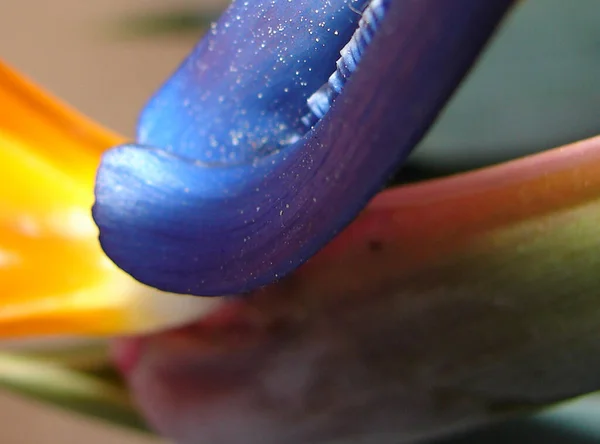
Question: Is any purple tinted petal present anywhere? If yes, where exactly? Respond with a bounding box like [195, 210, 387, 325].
[93, 0, 515, 295]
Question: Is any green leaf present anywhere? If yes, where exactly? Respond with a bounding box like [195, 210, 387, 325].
[2, 339, 112, 371]
[0, 352, 150, 433]
[110, 9, 222, 39]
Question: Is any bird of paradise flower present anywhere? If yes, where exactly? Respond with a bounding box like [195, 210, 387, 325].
[2, 53, 600, 441]
[1, 1, 600, 442]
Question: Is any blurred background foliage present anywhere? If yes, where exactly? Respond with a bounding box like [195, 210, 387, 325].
[0, 341, 149, 433]
[413, 0, 600, 175]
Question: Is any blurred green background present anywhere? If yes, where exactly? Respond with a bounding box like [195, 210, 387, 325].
[413, 0, 600, 174]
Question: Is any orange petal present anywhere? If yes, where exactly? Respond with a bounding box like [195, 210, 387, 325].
[0, 61, 219, 339]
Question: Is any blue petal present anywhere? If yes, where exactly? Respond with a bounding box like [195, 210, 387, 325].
[136, 0, 369, 165]
[93, 0, 515, 295]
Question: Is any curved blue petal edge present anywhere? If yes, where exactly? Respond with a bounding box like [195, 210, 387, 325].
[93, 0, 515, 296]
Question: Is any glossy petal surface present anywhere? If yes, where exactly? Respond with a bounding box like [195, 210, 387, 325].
[94, 0, 515, 295]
